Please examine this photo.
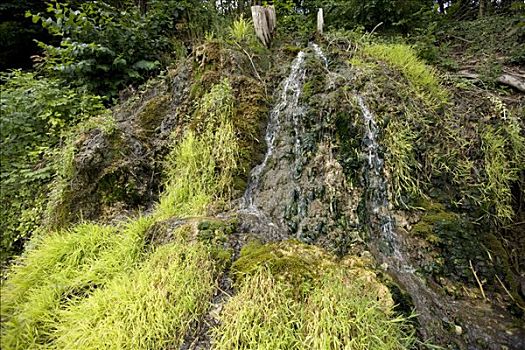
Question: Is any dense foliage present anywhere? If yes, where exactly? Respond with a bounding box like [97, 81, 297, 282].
[0, 1, 523, 348]
[0, 71, 107, 261]
[30, 0, 216, 98]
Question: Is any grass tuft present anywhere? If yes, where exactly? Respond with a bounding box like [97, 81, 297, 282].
[1, 217, 152, 349]
[54, 240, 217, 350]
[383, 117, 422, 207]
[157, 79, 239, 218]
[363, 43, 448, 106]
[213, 241, 415, 350]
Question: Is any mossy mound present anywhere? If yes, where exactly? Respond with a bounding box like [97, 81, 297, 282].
[407, 199, 524, 311]
[214, 240, 414, 349]
[232, 240, 336, 294]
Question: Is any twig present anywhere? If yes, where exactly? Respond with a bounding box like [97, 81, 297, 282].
[495, 274, 525, 311]
[502, 221, 525, 229]
[235, 42, 267, 97]
[469, 260, 487, 300]
[368, 22, 384, 37]
[447, 34, 474, 43]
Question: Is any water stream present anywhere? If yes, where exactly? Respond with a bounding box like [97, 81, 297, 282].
[237, 44, 524, 349]
[242, 51, 306, 212]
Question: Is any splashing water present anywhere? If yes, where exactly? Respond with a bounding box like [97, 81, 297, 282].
[242, 51, 307, 212]
[312, 43, 328, 68]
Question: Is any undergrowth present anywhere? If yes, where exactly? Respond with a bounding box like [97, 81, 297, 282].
[54, 240, 216, 350]
[1, 79, 240, 350]
[213, 241, 415, 349]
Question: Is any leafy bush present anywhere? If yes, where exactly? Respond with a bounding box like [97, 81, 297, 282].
[321, 0, 434, 32]
[0, 70, 106, 262]
[29, 0, 217, 98]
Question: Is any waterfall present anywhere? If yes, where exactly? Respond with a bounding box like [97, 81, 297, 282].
[242, 51, 307, 212]
[358, 96, 397, 253]
[237, 43, 525, 348]
[358, 96, 415, 273]
[312, 43, 328, 68]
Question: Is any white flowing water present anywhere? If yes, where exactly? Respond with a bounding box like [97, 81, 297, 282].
[358, 95, 415, 272]
[242, 51, 307, 212]
[312, 43, 328, 68]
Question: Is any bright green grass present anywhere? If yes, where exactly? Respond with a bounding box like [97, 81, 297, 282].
[213, 242, 415, 350]
[363, 43, 448, 106]
[383, 116, 422, 207]
[1, 79, 240, 350]
[156, 79, 238, 219]
[0, 217, 153, 349]
[54, 240, 217, 350]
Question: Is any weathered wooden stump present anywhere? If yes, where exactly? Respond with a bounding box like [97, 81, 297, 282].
[251, 5, 276, 48]
[317, 8, 324, 35]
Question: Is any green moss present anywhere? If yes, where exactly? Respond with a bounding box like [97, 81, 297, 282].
[283, 45, 302, 55]
[411, 200, 461, 242]
[214, 241, 415, 349]
[232, 240, 334, 296]
[196, 218, 236, 268]
[136, 94, 170, 136]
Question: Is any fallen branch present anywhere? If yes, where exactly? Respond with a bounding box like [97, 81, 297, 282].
[496, 74, 525, 93]
[469, 260, 487, 301]
[457, 70, 525, 93]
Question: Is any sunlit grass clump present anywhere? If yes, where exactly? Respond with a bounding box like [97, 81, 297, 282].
[157, 79, 239, 218]
[0, 218, 152, 349]
[213, 241, 415, 350]
[54, 240, 217, 349]
[363, 43, 447, 106]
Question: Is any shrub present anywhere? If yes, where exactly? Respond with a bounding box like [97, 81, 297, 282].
[29, 0, 217, 98]
[0, 70, 106, 262]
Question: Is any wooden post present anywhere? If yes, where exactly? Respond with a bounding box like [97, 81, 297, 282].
[266, 5, 276, 35]
[317, 8, 324, 35]
[251, 5, 276, 48]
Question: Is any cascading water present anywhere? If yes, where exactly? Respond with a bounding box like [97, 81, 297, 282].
[242, 51, 306, 212]
[357, 89, 523, 349]
[237, 43, 524, 347]
[312, 43, 328, 68]
[358, 96, 397, 253]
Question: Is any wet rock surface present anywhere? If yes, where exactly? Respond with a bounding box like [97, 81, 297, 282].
[237, 46, 525, 349]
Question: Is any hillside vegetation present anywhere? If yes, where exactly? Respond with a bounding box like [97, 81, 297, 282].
[1, 1, 524, 349]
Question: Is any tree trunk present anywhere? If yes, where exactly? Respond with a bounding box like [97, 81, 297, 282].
[251, 5, 275, 48]
[437, 0, 445, 14]
[135, 0, 147, 14]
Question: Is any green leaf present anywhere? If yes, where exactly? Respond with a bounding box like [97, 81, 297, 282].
[132, 60, 158, 70]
